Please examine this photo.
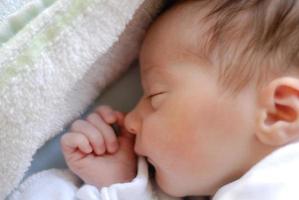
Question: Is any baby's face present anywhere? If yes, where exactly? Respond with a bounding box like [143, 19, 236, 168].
[125, 6, 260, 197]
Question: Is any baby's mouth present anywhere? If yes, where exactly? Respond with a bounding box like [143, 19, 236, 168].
[148, 161, 156, 178]
[146, 157, 154, 165]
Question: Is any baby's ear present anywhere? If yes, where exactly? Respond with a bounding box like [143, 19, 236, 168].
[256, 77, 299, 146]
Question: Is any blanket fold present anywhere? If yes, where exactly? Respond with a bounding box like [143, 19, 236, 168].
[0, 0, 163, 198]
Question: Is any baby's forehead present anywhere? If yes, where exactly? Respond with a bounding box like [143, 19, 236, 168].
[140, 3, 211, 66]
[140, 1, 256, 92]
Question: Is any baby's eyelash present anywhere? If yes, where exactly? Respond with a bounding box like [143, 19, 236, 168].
[147, 92, 165, 99]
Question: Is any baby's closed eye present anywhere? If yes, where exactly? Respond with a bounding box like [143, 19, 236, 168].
[147, 92, 167, 108]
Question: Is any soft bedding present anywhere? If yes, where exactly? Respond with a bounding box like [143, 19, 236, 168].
[23, 64, 142, 182]
[0, 0, 165, 198]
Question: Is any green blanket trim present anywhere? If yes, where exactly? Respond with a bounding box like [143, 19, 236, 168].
[0, 0, 57, 45]
[0, 0, 96, 89]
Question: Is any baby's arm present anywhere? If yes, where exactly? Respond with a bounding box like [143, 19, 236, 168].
[12, 106, 180, 200]
[60, 105, 137, 188]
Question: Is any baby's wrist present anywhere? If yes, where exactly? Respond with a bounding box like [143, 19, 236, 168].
[87, 176, 136, 189]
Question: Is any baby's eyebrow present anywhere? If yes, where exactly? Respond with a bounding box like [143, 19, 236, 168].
[142, 67, 166, 83]
[141, 72, 157, 89]
[141, 67, 164, 87]
[142, 64, 172, 78]
[141, 68, 175, 92]
[141, 64, 158, 75]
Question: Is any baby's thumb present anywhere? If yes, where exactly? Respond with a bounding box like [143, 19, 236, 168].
[118, 127, 135, 152]
[120, 128, 135, 142]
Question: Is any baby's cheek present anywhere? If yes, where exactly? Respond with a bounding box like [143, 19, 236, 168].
[152, 117, 188, 153]
[142, 116, 170, 147]
[142, 108, 197, 159]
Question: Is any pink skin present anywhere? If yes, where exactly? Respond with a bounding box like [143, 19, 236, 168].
[61, 6, 269, 197]
[123, 4, 274, 197]
[61, 106, 137, 188]
[61, 1, 299, 197]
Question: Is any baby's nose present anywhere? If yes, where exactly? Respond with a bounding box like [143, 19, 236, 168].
[124, 110, 140, 135]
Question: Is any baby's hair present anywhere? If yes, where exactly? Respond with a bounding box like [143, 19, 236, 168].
[174, 0, 299, 92]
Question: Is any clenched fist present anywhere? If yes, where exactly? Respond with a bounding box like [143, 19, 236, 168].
[61, 105, 137, 188]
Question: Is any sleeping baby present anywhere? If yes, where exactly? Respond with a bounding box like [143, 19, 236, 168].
[11, 0, 299, 199]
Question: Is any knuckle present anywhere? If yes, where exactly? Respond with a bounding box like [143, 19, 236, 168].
[80, 134, 90, 144]
[97, 105, 109, 111]
[96, 137, 105, 147]
[107, 137, 117, 147]
[97, 105, 113, 113]
[61, 133, 71, 143]
[86, 113, 100, 123]
[86, 113, 95, 122]
[71, 120, 92, 132]
[98, 139, 105, 147]
[71, 120, 83, 130]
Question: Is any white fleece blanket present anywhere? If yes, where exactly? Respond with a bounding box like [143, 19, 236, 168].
[9, 157, 180, 200]
[0, 0, 163, 198]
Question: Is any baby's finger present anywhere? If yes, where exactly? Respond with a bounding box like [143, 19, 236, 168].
[95, 105, 117, 124]
[71, 120, 105, 155]
[60, 132, 92, 161]
[115, 111, 125, 126]
[115, 111, 135, 140]
[86, 113, 119, 154]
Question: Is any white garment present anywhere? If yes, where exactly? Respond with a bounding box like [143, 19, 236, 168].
[213, 142, 299, 200]
[12, 142, 299, 200]
[9, 157, 180, 200]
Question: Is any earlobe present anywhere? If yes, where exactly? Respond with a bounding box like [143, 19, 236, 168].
[256, 77, 299, 146]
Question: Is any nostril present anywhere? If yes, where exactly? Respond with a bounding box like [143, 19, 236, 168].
[127, 127, 137, 135]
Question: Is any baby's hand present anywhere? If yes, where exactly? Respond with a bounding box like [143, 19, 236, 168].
[60, 105, 137, 188]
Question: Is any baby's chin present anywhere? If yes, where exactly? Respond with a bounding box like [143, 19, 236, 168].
[155, 171, 214, 197]
[154, 171, 187, 198]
